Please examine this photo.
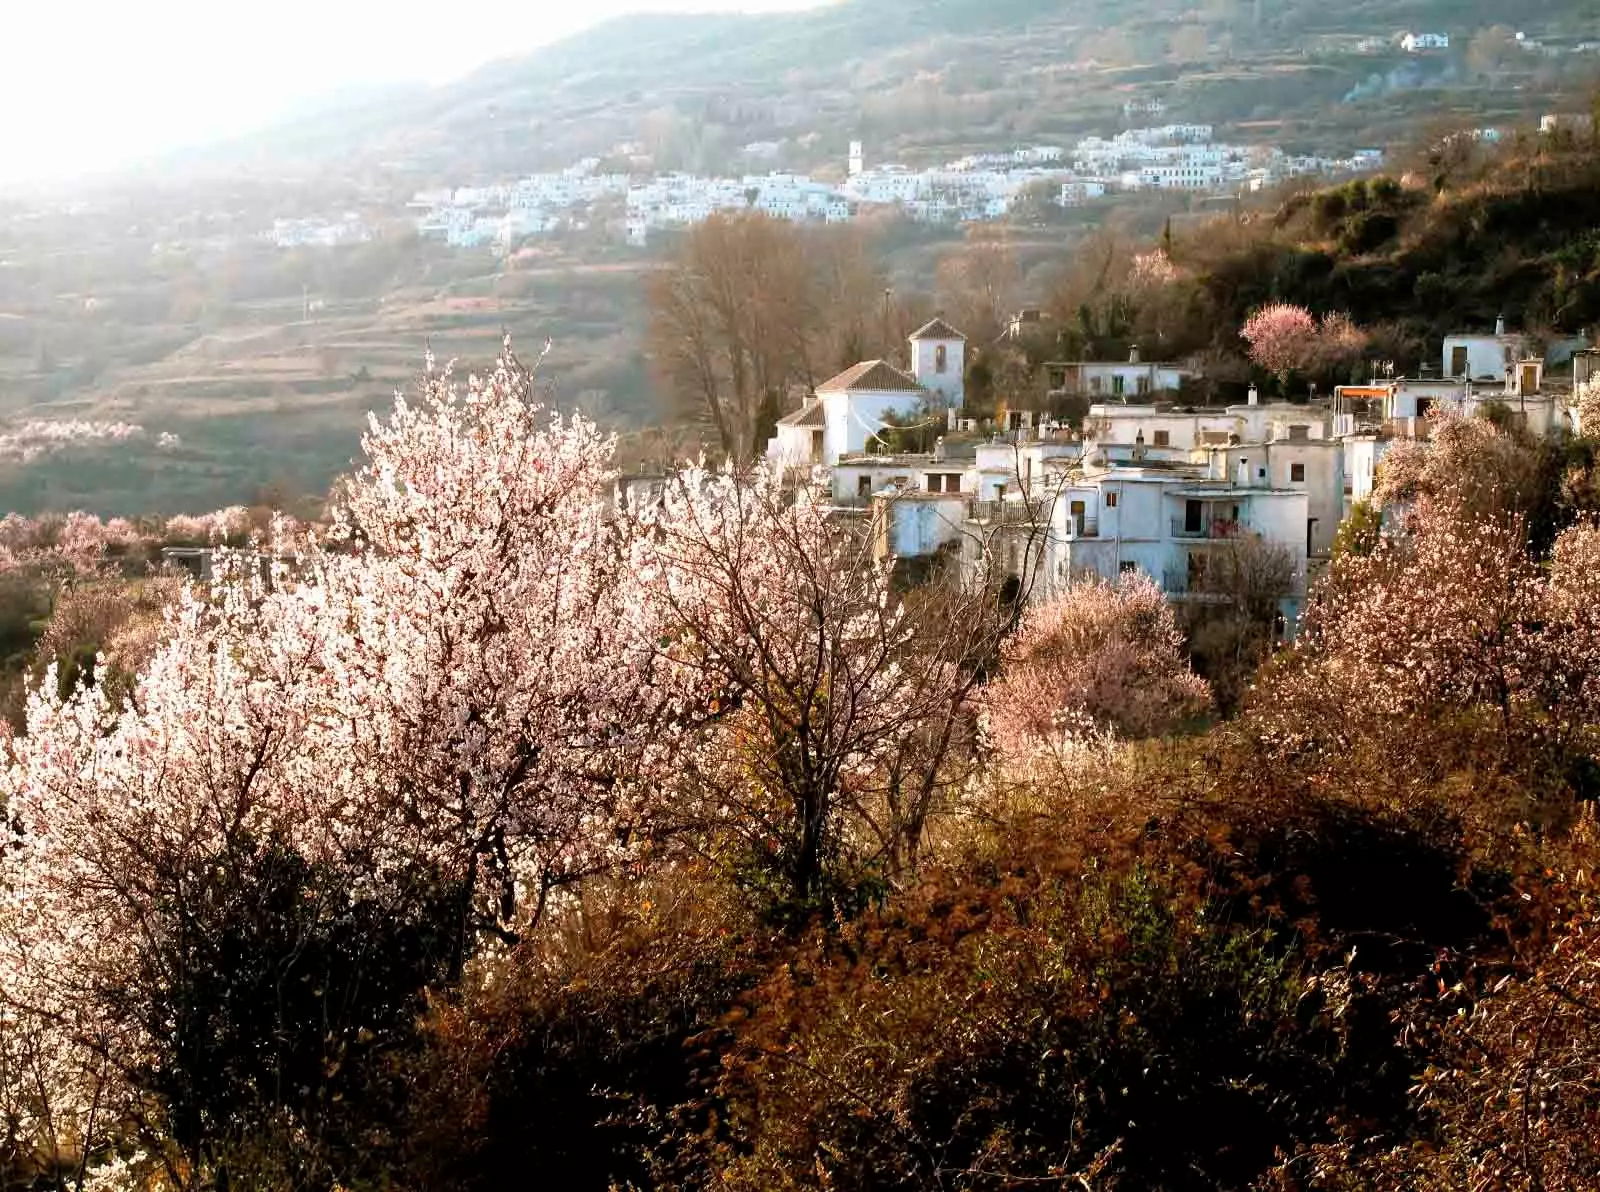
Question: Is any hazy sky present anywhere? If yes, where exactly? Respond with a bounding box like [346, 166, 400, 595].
[0, 0, 825, 185]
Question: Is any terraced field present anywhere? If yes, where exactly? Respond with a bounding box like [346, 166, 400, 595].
[0, 251, 659, 516]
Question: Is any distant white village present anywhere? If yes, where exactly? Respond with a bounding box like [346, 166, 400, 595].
[358, 125, 1384, 254]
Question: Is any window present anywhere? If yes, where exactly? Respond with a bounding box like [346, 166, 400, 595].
[1152, 430, 1170, 447]
[1290, 462, 1306, 482]
[1136, 375, 1151, 396]
[935, 344, 948, 373]
[858, 476, 873, 498]
[1090, 376, 1104, 395]
[942, 473, 962, 493]
[1258, 467, 1267, 479]
[1112, 375, 1127, 397]
[1120, 560, 1137, 574]
[926, 474, 943, 493]
[1105, 491, 1118, 508]
[995, 484, 1006, 501]
[1288, 424, 1310, 442]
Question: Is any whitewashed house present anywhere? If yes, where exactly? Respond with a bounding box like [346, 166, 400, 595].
[767, 320, 970, 469]
[1443, 316, 1530, 381]
[1401, 32, 1450, 52]
[907, 318, 967, 408]
[1047, 350, 1197, 400]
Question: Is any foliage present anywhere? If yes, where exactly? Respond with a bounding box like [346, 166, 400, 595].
[984, 573, 1209, 762]
[10, 331, 1600, 1190]
[1240, 304, 1368, 394]
[647, 213, 884, 462]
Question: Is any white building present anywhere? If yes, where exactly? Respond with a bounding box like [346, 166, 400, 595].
[962, 459, 1310, 628]
[1401, 32, 1450, 52]
[908, 318, 967, 408]
[1058, 180, 1109, 206]
[1046, 350, 1196, 399]
[1443, 316, 1530, 381]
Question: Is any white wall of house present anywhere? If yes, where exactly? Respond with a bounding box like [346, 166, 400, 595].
[830, 459, 918, 504]
[1443, 334, 1526, 381]
[766, 423, 824, 469]
[1083, 406, 1235, 450]
[911, 336, 965, 407]
[1206, 440, 1343, 556]
[878, 494, 969, 558]
[1060, 363, 1191, 399]
[821, 390, 927, 463]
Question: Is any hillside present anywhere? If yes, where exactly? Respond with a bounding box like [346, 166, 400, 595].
[197, 0, 1597, 180]
[0, 0, 1596, 516]
[1132, 132, 1600, 381]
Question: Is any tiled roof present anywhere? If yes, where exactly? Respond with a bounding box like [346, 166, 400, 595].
[909, 317, 967, 341]
[777, 401, 827, 427]
[816, 359, 924, 393]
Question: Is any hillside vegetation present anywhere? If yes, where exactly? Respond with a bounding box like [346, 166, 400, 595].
[3, 351, 1600, 1190]
[1028, 129, 1600, 395]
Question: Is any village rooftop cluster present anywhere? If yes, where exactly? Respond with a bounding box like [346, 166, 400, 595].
[703, 316, 1600, 636]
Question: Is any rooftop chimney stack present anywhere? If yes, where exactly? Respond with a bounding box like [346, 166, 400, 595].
[1129, 344, 1142, 365]
[1247, 384, 1259, 406]
[1496, 313, 1507, 337]
[933, 436, 946, 463]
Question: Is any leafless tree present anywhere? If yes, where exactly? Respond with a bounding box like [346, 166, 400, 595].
[647, 212, 885, 462]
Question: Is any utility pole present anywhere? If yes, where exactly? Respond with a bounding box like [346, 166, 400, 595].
[882, 287, 894, 362]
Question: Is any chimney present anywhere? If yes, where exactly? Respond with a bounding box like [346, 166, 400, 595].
[1247, 384, 1259, 406]
[1495, 313, 1507, 337]
[1133, 428, 1147, 462]
[933, 436, 946, 462]
[1129, 344, 1142, 365]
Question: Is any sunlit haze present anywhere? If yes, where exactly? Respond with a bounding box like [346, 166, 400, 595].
[0, 0, 827, 186]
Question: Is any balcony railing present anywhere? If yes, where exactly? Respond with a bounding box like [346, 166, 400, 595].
[1170, 516, 1250, 540]
[1382, 417, 1432, 441]
[969, 499, 1050, 526]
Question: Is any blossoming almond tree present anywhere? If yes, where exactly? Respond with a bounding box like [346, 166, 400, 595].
[983, 573, 1210, 764]
[633, 466, 1012, 910]
[0, 343, 690, 1180]
[1241, 305, 1368, 394]
[1242, 303, 1319, 393]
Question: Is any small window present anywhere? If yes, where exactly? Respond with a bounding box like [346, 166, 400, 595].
[1288, 424, 1310, 442]
[995, 484, 1006, 501]
[1136, 375, 1151, 395]
[1120, 560, 1137, 574]
[926, 474, 943, 493]
[1090, 376, 1103, 395]
[1258, 467, 1267, 479]
[943, 473, 962, 494]
[1290, 462, 1306, 482]
[1105, 491, 1118, 508]
[858, 476, 873, 497]
[935, 344, 948, 374]
[1153, 430, 1170, 447]
[1112, 375, 1127, 397]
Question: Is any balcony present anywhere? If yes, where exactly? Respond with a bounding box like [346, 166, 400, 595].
[969, 499, 1050, 527]
[1381, 417, 1432, 441]
[1170, 516, 1250, 540]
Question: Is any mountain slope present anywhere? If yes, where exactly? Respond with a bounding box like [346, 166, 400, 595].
[188, 0, 1596, 182]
